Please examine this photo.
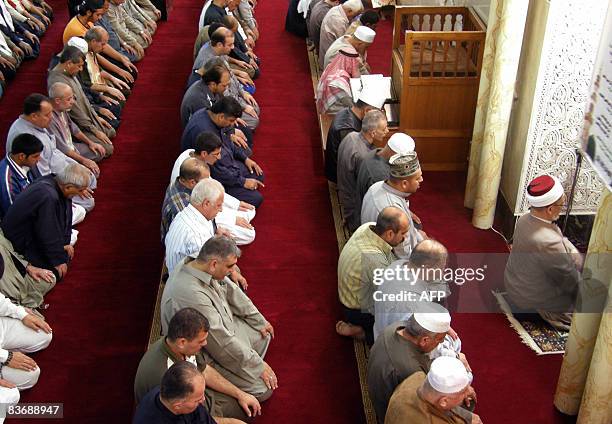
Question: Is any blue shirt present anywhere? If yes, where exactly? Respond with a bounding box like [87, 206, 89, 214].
[0, 156, 41, 219]
[179, 109, 248, 188]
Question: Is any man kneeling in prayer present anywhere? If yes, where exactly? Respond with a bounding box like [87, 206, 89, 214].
[161, 236, 277, 402]
[504, 174, 582, 331]
[367, 306, 474, 424]
[386, 356, 482, 424]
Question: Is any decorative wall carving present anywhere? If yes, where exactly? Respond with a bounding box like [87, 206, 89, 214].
[516, 0, 607, 214]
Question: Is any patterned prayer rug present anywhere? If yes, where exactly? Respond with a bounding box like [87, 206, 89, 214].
[493, 291, 568, 355]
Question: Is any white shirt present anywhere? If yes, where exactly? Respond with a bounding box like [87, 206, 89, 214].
[0, 291, 27, 362]
[198, 0, 213, 29]
[170, 149, 241, 226]
[164, 204, 215, 273]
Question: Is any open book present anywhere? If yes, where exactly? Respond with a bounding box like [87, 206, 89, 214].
[349, 74, 393, 103]
[371, 0, 395, 8]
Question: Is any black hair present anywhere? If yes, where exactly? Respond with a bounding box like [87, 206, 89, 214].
[59, 45, 86, 64]
[11, 133, 44, 156]
[23, 93, 51, 115]
[193, 131, 223, 154]
[209, 96, 242, 119]
[167, 308, 210, 342]
[160, 362, 201, 402]
[75, 0, 104, 16]
[202, 65, 226, 85]
[359, 10, 379, 26]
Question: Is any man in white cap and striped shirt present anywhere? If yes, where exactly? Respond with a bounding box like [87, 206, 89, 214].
[504, 174, 582, 330]
[367, 305, 474, 423]
[323, 25, 375, 73]
[386, 356, 481, 424]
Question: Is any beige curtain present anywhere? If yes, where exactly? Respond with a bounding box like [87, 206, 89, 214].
[555, 189, 612, 423]
[463, 0, 528, 229]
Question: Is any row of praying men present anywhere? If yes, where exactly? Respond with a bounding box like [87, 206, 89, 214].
[0, 0, 162, 414]
[285, 0, 382, 115]
[132, 0, 272, 422]
[334, 160, 583, 424]
[0, 0, 53, 97]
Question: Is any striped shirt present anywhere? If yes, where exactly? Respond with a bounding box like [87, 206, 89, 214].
[338, 223, 396, 312]
[164, 204, 215, 273]
[160, 179, 191, 243]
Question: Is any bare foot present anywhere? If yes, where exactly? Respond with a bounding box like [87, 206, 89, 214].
[336, 321, 365, 340]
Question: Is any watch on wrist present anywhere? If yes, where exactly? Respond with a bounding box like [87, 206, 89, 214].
[2, 351, 13, 365]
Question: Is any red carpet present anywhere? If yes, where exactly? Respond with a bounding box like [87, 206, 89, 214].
[0, 2, 576, 423]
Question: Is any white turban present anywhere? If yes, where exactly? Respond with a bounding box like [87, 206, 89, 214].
[67, 36, 88, 54]
[354, 26, 376, 43]
[427, 356, 470, 394]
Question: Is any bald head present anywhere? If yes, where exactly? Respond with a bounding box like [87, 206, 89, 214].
[373, 206, 410, 247]
[210, 27, 234, 55]
[409, 239, 448, 269]
[179, 157, 209, 186]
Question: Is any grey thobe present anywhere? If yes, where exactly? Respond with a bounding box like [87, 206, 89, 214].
[318, 5, 349, 67]
[308, 0, 332, 50]
[47, 66, 116, 143]
[361, 181, 423, 258]
[193, 43, 260, 129]
[337, 131, 374, 232]
[504, 213, 581, 312]
[6, 117, 96, 211]
[356, 149, 389, 199]
[161, 259, 272, 398]
[367, 322, 432, 424]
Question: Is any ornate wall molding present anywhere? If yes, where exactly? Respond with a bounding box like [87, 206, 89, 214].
[516, 0, 607, 214]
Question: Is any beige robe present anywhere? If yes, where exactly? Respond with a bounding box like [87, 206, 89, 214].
[0, 231, 55, 309]
[160, 258, 272, 398]
[385, 372, 468, 424]
[318, 5, 349, 67]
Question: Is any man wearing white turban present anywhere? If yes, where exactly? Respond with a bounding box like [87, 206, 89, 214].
[504, 174, 582, 330]
[386, 356, 481, 424]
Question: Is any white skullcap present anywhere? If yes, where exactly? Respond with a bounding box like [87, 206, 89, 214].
[427, 356, 470, 394]
[358, 85, 386, 109]
[353, 26, 376, 43]
[67, 36, 88, 54]
[387, 132, 415, 154]
[343, 0, 363, 12]
[525, 174, 564, 207]
[414, 303, 451, 334]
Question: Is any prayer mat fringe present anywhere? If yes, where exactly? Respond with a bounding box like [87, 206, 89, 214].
[492, 291, 565, 356]
[307, 40, 376, 424]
